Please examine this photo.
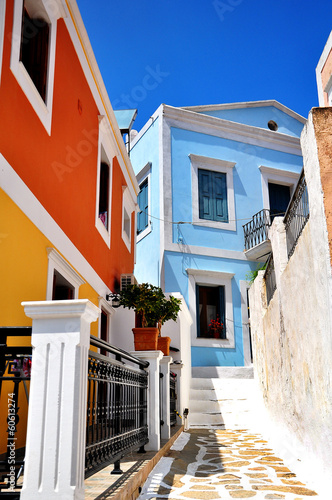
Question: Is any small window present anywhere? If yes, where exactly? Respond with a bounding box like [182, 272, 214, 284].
[123, 206, 130, 240]
[137, 178, 148, 234]
[122, 186, 135, 251]
[98, 162, 110, 229]
[198, 169, 228, 222]
[20, 5, 50, 102]
[268, 120, 278, 131]
[100, 309, 108, 356]
[268, 182, 291, 219]
[52, 270, 75, 300]
[196, 285, 226, 339]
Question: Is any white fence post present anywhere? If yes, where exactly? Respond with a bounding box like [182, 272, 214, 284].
[160, 355, 173, 440]
[131, 350, 163, 451]
[21, 300, 100, 500]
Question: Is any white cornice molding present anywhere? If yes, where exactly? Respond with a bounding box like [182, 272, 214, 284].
[189, 154, 235, 170]
[186, 269, 235, 279]
[162, 105, 302, 156]
[259, 165, 300, 179]
[181, 100, 306, 124]
[166, 240, 248, 261]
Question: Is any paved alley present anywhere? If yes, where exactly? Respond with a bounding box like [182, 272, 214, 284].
[138, 428, 318, 500]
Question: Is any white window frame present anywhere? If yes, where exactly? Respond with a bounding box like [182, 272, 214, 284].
[187, 268, 235, 348]
[190, 154, 236, 231]
[46, 247, 85, 300]
[95, 123, 115, 247]
[0, 0, 6, 86]
[136, 162, 152, 242]
[324, 75, 332, 106]
[10, 0, 64, 135]
[122, 186, 135, 251]
[259, 165, 300, 211]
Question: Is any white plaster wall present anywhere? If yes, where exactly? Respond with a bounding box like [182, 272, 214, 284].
[249, 112, 332, 496]
[110, 306, 136, 353]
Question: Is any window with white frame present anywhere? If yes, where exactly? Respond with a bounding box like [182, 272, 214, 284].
[190, 154, 236, 231]
[259, 165, 300, 218]
[0, 1, 6, 86]
[10, 0, 64, 134]
[187, 268, 235, 348]
[136, 162, 151, 241]
[122, 186, 135, 251]
[46, 248, 85, 300]
[95, 124, 115, 247]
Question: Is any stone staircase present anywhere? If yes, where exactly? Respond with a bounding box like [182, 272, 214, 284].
[189, 366, 264, 430]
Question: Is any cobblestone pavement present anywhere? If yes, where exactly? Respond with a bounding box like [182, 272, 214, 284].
[138, 429, 318, 500]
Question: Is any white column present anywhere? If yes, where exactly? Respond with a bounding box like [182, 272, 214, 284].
[160, 355, 173, 440]
[21, 300, 100, 500]
[131, 350, 163, 451]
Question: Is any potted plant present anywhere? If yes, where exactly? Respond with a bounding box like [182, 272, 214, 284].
[208, 316, 224, 339]
[118, 283, 181, 353]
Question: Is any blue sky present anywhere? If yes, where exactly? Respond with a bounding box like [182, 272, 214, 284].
[77, 0, 331, 131]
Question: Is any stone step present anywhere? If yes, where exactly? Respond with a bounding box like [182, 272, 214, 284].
[191, 366, 254, 379]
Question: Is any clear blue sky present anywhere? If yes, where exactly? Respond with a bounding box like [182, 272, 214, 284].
[77, 0, 331, 131]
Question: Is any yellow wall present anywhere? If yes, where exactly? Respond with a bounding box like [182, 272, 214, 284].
[0, 189, 101, 452]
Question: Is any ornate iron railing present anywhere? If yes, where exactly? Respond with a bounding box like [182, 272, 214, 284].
[284, 169, 310, 258]
[243, 209, 271, 251]
[0, 327, 32, 499]
[264, 253, 277, 305]
[170, 371, 177, 427]
[85, 336, 149, 477]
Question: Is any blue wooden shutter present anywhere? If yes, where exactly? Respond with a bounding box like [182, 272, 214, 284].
[218, 286, 226, 339]
[198, 170, 213, 220]
[198, 169, 228, 222]
[137, 179, 148, 233]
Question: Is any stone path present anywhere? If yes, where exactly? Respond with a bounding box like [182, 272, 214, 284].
[138, 429, 318, 499]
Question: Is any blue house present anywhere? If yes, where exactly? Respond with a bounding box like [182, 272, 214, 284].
[130, 101, 305, 368]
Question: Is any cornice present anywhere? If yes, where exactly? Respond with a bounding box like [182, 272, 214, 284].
[181, 100, 306, 124]
[162, 105, 302, 156]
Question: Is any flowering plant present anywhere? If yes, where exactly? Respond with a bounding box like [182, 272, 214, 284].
[208, 316, 223, 337]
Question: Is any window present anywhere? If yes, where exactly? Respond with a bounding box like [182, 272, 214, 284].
[100, 309, 108, 356]
[190, 154, 236, 231]
[46, 248, 85, 300]
[196, 285, 226, 339]
[122, 186, 136, 251]
[268, 182, 290, 219]
[98, 162, 110, 229]
[10, 0, 63, 134]
[259, 166, 299, 218]
[95, 125, 114, 247]
[198, 169, 228, 222]
[137, 178, 148, 234]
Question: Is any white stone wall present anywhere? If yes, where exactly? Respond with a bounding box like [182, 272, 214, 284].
[249, 112, 332, 495]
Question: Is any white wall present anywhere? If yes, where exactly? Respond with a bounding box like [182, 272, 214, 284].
[249, 112, 332, 496]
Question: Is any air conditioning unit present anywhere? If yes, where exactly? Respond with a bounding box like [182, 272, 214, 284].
[120, 274, 137, 290]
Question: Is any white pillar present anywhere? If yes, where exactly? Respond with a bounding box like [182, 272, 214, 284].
[21, 300, 100, 500]
[160, 355, 173, 440]
[131, 350, 163, 451]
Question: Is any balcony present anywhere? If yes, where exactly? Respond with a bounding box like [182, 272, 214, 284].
[243, 209, 272, 261]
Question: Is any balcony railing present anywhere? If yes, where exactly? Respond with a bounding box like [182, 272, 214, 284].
[85, 336, 149, 477]
[264, 253, 277, 305]
[243, 209, 271, 251]
[284, 169, 310, 258]
[0, 327, 32, 499]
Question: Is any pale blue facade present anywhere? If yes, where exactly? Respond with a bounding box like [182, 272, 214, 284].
[130, 101, 305, 367]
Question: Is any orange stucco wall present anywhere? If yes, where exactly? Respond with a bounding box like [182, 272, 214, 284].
[0, 2, 135, 292]
[321, 48, 332, 106]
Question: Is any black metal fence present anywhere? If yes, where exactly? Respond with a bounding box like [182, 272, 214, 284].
[264, 253, 277, 305]
[243, 209, 271, 251]
[284, 169, 310, 258]
[85, 336, 149, 477]
[0, 327, 32, 499]
[170, 371, 177, 427]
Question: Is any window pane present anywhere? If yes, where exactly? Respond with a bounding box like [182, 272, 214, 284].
[196, 285, 226, 339]
[137, 179, 148, 234]
[99, 162, 109, 228]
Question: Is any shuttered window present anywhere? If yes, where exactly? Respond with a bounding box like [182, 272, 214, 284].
[137, 179, 148, 234]
[198, 169, 228, 222]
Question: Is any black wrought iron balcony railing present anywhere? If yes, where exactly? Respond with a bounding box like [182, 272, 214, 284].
[264, 253, 277, 305]
[284, 169, 310, 259]
[243, 209, 271, 251]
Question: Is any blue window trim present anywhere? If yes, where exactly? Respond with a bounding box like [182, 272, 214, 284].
[137, 178, 149, 234]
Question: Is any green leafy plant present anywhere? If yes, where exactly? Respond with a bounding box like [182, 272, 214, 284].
[245, 262, 267, 285]
[118, 283, 181, 333]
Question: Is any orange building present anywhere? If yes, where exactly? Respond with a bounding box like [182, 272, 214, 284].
[316, 30, 332, 106]
[0, 0, 138, 453]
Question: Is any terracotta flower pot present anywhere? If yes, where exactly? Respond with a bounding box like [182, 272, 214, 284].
[132, 327, 159, 351]
[157, 336, 171, 356]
